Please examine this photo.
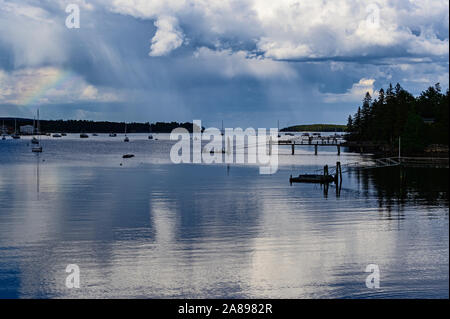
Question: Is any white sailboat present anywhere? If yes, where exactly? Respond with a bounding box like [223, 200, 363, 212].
[12, 119, 20, 139]
[32, 109, 42, 152]
[148, 123, 153, 140]
[31, 116, 39, 144]
[31, 117, 39, 144]
[1, 120, 6, 140]
[124, 123, 129, 142]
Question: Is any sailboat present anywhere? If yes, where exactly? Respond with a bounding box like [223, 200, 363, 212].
[31, 116, 39, 144]
[1, 120, 6, 140]
[124, 123, 129, 142]
[148, 123, 153, 140]
[32, 109, 42, 152]
[221, 120, 224, 136]
[12, 119, 20, 139]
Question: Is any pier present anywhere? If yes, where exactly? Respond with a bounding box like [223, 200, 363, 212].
[315, 157, 449, 175]
[278, 138, 344, 155]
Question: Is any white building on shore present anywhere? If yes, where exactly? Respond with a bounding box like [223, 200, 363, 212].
[20, 125, 34, 134]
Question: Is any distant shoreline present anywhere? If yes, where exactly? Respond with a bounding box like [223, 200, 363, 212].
[281, 124, 347, 132]
[0, 118, 201, 134]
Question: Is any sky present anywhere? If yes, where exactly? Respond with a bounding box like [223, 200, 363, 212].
[0, 0, 448, 128]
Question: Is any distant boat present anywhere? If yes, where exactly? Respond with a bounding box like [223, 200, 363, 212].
[124, 123, 129, 142]
[12, 119, 20, 139]
[80, 133, 89, 138]
[122, 154, 134, 158]
[92, 133, 98, 136]
[32, 109, 43, 152]
[148, 123, 153, 140]
[61, 133, 67, 136]
[1, 120, 6, 140]
[52, 133, 62, 138]
[109, 133, 117, 137]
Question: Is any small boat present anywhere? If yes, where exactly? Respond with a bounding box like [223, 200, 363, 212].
[31, 109, 43, 152]
[80, 133, 89, 138]
[124, 123, 129, 142]
[122, 154, 134, 158]
[1, 121, 6, 140]
[148, 123, 153, 140]
[92, 133, 98, 136]
[12, 119, 20, 139]
[52, 133, 62, 138]
[61, 133, 67, 136]
[109, 133, 117, 137]
[289, 174, 335, 184]
[302, 133, 310, 137]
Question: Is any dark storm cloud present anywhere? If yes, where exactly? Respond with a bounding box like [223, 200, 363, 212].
[0, 0, 448, 127]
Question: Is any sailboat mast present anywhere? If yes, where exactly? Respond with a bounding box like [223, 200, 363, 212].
[37, 109, 40, 141]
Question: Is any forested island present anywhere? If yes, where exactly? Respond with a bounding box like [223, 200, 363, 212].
[0, 119, 201, 134]
[346, 83, 449, 154]
[281, 124, 347, 132]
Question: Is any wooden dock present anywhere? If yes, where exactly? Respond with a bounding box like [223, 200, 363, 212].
[278, 139, 344, 155]
[318, 157, 449, 175]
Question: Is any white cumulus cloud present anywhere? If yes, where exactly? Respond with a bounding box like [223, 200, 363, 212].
[149, 16, 184, 56]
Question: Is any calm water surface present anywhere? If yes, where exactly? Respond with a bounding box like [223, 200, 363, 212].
[0, 134, 448, 298]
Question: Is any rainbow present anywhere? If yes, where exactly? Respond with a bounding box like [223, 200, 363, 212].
[20, 69, 77, 107]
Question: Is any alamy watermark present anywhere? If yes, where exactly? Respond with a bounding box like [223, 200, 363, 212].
[365, 264, 380, 289]
[65, 4, 80, 29]
[170, 120, 279, 174]
[65, 264, 80, 288]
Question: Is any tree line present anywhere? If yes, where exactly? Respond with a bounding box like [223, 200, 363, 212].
[346, 83, 449, 152]
[281, 124, 347, 132]
[0, 119, 202, 134]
